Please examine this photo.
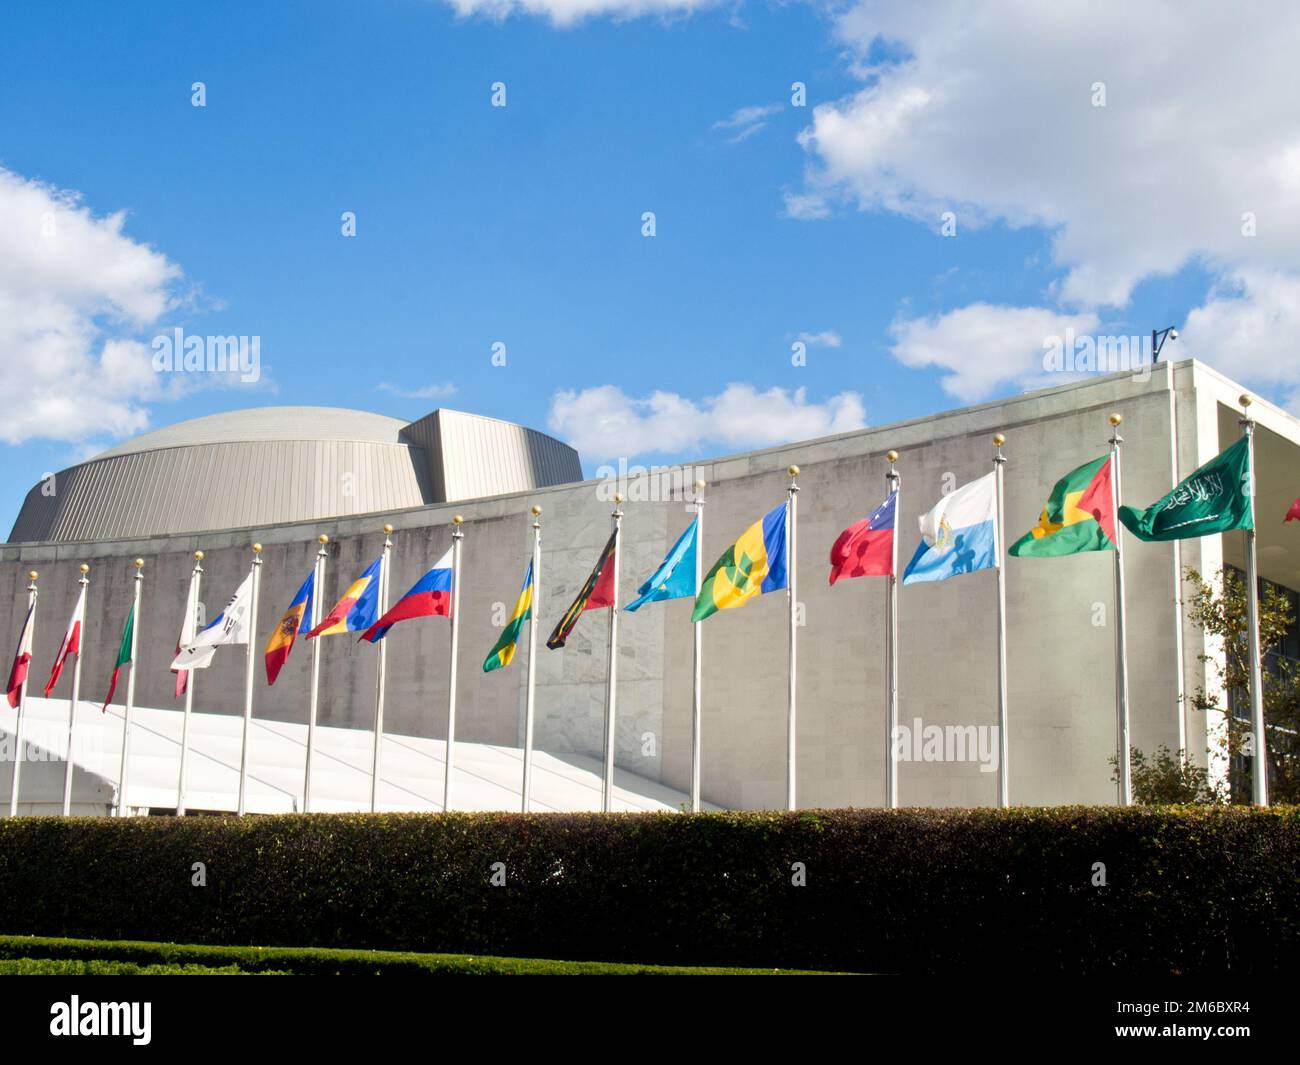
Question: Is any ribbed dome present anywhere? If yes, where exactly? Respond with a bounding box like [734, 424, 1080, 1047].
[95, 407, 411, 458]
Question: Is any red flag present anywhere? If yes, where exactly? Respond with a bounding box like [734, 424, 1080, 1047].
[1286, 497, 1300, 523]
[829, 490, 897, 585]
[44, 587, 85, 697]
[6, 604, 35, 709]
[1075, 456, 1118, 545]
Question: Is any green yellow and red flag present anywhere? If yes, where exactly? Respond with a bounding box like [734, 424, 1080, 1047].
[1009, 455, 1116, 557]
[547, 532, 617, 649]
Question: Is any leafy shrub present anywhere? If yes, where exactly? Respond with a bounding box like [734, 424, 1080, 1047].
[0, 808, 1294, 974]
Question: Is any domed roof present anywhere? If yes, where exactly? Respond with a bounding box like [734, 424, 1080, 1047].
[95, 406, 412, 459]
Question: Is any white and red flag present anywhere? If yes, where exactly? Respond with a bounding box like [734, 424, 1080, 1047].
[44, 587, 86, 697]
[172, 572, 203, 697]
[6, 604, 35, 709]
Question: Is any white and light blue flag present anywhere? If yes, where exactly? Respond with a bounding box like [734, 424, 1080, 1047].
[170, 572, 254, 670]
[902, 471, 1000, 585]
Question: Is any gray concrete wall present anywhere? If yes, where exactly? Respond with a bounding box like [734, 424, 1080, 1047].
[5, 360, 1297, 808]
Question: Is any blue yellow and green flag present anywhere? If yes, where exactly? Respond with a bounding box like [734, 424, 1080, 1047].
[484, 562, 533, 672]
[692, 502, 788, 622]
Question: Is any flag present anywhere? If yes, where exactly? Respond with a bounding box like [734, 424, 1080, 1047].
[547, 531, 617, 649]
[625, 517, 698, 612]
[692, 502, 788, 622]
[361, 549, 453, 643]
[6, 604, 34, 709]
[304, 557, 382, 638]
[902, 472, 998, 585]
[44, 587, 85, 697]
[172, 573, 202, 697]
[484, 562, 533, 672]
[1118, 437, 1252, 542]
[102, 603, 135, 711]
[829, 490, 896, 584]
[1286, 497, 1300, 523]
[1009, 455, 1115, 557]
[170, 573, 254, 671]
[265, 568, 316, 684]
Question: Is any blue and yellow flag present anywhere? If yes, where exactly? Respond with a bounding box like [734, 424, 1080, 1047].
[692, 502, 788, 622]
[484, 562, 533, 672]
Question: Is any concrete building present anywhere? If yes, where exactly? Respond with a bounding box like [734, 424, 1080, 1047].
[2, 360, 1296, 812]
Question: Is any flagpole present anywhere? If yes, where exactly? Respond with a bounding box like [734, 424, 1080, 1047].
[691, 479, 706, 814]
[1164, 362, 1189, 760]
[176, 551, 203, 817]
[8, 570, 37, 817]
[787, 464, 800, 812]
[444, 516, 465, 812]
[992, 435, 1010, 808]
[236, 544, 263, 817]
[522, 505, 542, 813]
[116, 559, 144, 818]
[885, 451, 901, 809]
[304, 534, 328, 813]
[1239, 395, 1269, 806]
[370, 523, 394, 813]
[61, 565, 89, 817]
[602, 493, 624, 813]
[1109, 414, 1133, 805]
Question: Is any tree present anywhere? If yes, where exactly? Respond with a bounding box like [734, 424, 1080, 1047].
[1109, 744, 1225, 805]
[1184, 566, 1299, 804]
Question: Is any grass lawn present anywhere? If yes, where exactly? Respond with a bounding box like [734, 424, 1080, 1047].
[0, 935, 838, 975]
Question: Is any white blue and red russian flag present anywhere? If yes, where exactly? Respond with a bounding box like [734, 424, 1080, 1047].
[361, 548, 454, 643]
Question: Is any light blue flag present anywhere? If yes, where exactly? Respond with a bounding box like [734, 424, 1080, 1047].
[625, 516, 699, 612]
[902, 471, 999, 585]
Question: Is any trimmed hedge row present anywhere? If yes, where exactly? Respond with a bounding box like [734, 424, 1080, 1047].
[0, 935, 818, 975]
[0, 807, 1295, 973]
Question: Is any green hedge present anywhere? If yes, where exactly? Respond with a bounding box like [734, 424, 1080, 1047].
[0, 935, 818, 975]
[0, 807, 1295, 973]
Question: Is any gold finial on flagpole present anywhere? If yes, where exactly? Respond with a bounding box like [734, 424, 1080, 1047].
[452, 515, 464, 526]
[1240, 393, 1253, 410]
[194, 550, 204, 562]
[134, 559, 145, 570]
[79, 564, 90, 575]
[252, 543, 263, 555]
[383, 523, 394, 535]
[886, 450, 899, 464]
[318, 534, 329, 545]
[1109, 413, 1123, 427]
[27, 570, 37, 582]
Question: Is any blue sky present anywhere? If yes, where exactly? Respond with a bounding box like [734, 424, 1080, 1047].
[2, 1, 1298, 536]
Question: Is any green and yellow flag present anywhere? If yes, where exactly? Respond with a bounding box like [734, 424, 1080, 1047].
[1009, 455, 1116, 558]
[692, 502, 788, 622]
[483, 563, 533, 672]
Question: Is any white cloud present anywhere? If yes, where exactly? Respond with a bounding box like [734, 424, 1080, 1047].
[376, 381, 458, 400]
[1180, 270, 1300, 409]
[0, 168, 186, 446]
[796, 330, 842, 349]
[443, 0, 713, 27]
[889, 303, 1100, 403]
[548, 383, 866, 460]
[794, 2, 1300, 309]
[713, 103, 781, 144]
